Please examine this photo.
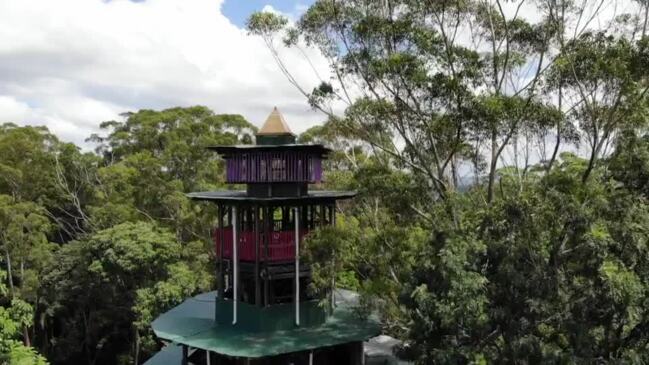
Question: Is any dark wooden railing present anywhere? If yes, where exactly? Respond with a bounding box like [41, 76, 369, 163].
[214, 227, 308, 262]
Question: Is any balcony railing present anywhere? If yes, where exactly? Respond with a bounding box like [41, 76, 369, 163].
[225, 152, 323, 183]
[214, 227, 308, 262]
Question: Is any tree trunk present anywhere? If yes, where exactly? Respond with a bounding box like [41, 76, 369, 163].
[547, 82, 563, 172]
[19, 258, 31, 346]
[487, 131, 498, 203]
[5, 250, 14, 297]
[582, 149, 597, 183]
[548, 128, 561, 172]
[23, 326, 31, 347]
[643, 2, 649, 39]
[134, 327, 140, 365]
[582, 135, 601, 183]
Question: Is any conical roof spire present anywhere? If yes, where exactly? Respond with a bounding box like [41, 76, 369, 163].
[257, 107, 294, 136]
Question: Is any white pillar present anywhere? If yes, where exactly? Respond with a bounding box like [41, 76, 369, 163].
[309, 351, 314, 365]
[232, 206, 238, 325]
[294, 206, 300, 326]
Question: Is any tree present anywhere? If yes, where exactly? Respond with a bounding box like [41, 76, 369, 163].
[0, 107, 253, 364]
[0, 195, 55, 349]
[41, 222, 210, 365]
[247, 0, 568, 205]
[0, 272, 48, 365]
[547, 32, 649, 182]
[0, 123, 99, 241]
[248, 1, 649, 363]
[88, 106, 256, 250]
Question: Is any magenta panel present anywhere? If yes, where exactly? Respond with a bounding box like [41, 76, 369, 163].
[214, 227, 309, 262]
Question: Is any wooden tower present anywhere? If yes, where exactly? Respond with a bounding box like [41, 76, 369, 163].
[145, 108, 379, 365]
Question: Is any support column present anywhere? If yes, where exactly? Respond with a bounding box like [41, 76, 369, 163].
[348, 342, 364, 365]
[232, 206, 238, 325]
[264, 206, 270, 307]
[225, 207, 231, 292]
[217, 205, 223, 300]
[181, 345, 188, 365]
[294, 206, 300, 326]
[254, 205, 261, 306]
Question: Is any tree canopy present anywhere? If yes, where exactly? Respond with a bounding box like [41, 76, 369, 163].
[0, 107, 256, 364]
[247, 0, 649, 363]
[2, 1, 649, 364]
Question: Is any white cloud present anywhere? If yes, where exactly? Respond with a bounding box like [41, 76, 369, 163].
[0, 96, 31, 122]
[0, 0, 330, 147]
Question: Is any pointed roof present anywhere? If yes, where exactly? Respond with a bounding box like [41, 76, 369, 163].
[257, 107, 295, 136]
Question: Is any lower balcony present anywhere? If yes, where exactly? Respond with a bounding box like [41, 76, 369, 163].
[214, 227, 308, 262]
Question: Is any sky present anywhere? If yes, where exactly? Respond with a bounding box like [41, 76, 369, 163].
[0, 0, 322, 148]
[0, 0, 634, 151]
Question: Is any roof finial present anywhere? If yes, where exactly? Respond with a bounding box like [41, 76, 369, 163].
[257, 107, 294, 136]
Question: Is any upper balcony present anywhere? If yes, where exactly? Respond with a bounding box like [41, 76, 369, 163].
[214, 226, 308, 262]
[226, 152, 322, 184]
[209, 145, 330, 185]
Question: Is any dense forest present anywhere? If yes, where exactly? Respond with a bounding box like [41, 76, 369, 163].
[2, 0, 649, 364]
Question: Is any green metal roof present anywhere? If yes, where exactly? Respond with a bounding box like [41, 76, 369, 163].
[186, 190, 356, 204]
[151, 290, 380, 358]
[208, 144, 330, 155]
[143, 345, 182, 365]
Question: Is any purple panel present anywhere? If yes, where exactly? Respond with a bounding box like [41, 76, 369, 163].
[224, 151, 325, 183]
[236, 155, 241, 182]
[314, 157, 322, 182]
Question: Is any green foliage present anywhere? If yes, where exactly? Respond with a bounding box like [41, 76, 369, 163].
[41, 222, 210, 365]
[246, 12, 288, 37]
[0, 196, 55, 299]
[0, 272, 48, 364]
[302, 142, 649, 363]
[0, 107, 252, 364]
[3, 3, 649, 362]
[246, 3, 649, 360]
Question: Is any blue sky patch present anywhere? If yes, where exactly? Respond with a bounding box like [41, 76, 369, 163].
[221, 0, 314, 27]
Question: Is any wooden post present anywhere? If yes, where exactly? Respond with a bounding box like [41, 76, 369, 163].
[319, 204, 325, 227]
[217, 205, 224, 301]
[264, 206, 270, 307]
[254, 205, 261, 306]
[224, 207, 230, 292]
[232, 206, 238, 325]
[294, 206, 300, 326]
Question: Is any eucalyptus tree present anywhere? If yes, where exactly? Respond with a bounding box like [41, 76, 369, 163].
[547, 32, 649, 182]
[247, 0, 578, 205]
[249, 1, 649, 363]
[0, 124, 98, 241]
[87, 106, 256, 245]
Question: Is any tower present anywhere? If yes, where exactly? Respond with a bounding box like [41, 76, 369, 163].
[145, 108, 380, 365]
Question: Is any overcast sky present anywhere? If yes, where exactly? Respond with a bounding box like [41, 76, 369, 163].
[0, 0, 324, 147]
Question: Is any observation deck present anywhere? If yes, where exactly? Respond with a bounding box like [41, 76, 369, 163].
[214, 227, 308, 262]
